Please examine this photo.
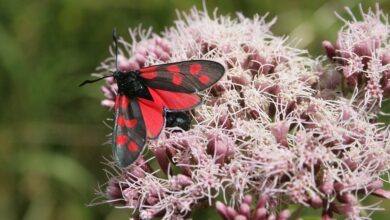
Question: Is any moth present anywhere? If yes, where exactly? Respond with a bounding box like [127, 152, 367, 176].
[81, 30, 225, 167]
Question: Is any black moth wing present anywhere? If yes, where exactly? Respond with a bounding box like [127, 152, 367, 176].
[139, 60, 225, 94]
[112, 96, 146, 167]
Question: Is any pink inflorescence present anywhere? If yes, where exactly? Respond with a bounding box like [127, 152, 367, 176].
[94, 5, 390, 220]
[322, 4, 390, 108]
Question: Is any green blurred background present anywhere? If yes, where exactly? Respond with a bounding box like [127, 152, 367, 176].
[1, 0, 390, 219]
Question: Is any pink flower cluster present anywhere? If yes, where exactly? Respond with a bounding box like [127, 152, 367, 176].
[93, 5, 390, 220]
[322, 5, 390, 108]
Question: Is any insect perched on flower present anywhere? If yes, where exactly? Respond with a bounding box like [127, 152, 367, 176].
[80, 30, 225, 167]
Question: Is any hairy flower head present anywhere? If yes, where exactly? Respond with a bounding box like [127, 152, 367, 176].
[323, 4, 390, 109]
[92, 5, 390, 220]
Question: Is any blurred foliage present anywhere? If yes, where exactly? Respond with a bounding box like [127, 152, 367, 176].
[1, 0, 390, 219]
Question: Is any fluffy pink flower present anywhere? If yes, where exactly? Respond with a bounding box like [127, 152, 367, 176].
[91, 5, 390, 220]
[322, 4, 390, 108]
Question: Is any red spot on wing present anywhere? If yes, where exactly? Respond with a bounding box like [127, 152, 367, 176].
[140, 66, 157, 73]
[116, 135, 128, 145]
[165, 64, 183, 85]
[198, 75, 210, 85]
[190, 63, 202, 75]
[127, 141, 139, 152]
[115, 96, 121, 109]
[117, 115, 126, 127]
[138, 98, 164, 138]
[117, 115, 137, 128]
[125, 118, 137, 128]
[121, 97, 130, 109]
[166, 64, 180, 73]
[172, 74, 182, 85]
[140, 72, 158, 79]
[148, 88, 201, 110]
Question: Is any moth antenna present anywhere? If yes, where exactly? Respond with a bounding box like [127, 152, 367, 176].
[79, 74, 113, 87]
[112, 28, 118, 72]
